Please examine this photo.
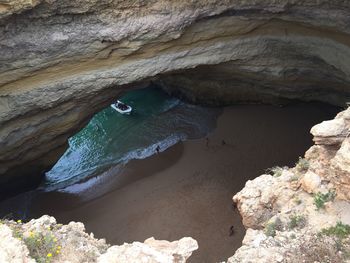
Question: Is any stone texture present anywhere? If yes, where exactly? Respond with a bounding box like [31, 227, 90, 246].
[0, 216, 197, 263]
[300, 171, 321, 194]
[1, 0, 350, 192]
[0, 223, 35, 263]
[97, 237, 198, 263]
[0, 0, 42, 19]
[311, 118, 348, 145]
[306, 107, 350, 200]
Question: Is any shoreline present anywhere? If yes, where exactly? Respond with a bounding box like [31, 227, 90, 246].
[0, 102, 339, 262]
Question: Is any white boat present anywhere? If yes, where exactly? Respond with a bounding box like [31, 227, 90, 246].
[111, 100, 132, 114]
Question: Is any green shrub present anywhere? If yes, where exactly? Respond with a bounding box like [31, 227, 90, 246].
[313, 191, 336, 210]
[321, 222, 350, 240]
[264, 218, 283, 237]
[288, 214, 306, 229]
[317, 222, 350, 256]
[24, 230, 61, 263]
[295, 157, 309, 173]
[266, 166, 284, 177]
[265, 221, 277, 237]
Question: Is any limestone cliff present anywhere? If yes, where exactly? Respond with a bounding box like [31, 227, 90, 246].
[230, 107, 350, 262]
[1, 0, 350, 193]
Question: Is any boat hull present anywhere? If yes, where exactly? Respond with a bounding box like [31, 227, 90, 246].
[111, 102, 132, 114]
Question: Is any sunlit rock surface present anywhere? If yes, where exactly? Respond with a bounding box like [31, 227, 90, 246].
[0, 0, 41, 19]
[98, 237, 198, 263]
[0, 215, 198, 263]
[1, 0, 350, 191]
[307, 107, 350, 200]
[0, 223, 35, 263]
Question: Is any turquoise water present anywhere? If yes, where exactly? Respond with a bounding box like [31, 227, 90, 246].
[44, 87, 220, 190]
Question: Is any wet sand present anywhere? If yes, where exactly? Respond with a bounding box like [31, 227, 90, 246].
[0, 103, 339, 262]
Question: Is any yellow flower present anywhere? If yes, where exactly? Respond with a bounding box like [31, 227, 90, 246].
[57, 246, 61, 249]
[53, 238, 57, 242]
[29, 231, 34, 237]
[47, 253, 52, 258]
[47, 226, 51, 231]
[17, 220, 22, 223]
[56, 250, 60, 254]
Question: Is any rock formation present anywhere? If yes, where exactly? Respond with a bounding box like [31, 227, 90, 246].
[0, 215, 198, 263]
[230, 107, 350, 262]
[1, 0, 350, 193]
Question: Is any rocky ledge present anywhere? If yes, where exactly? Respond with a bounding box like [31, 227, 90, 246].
[1, 0, 350, 193]
[0, 215, 198, 263]
[229, 107, 350, 262]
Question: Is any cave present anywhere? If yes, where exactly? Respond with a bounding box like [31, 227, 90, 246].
[0, 82, 340, 262]
[1, 1, 350, 262]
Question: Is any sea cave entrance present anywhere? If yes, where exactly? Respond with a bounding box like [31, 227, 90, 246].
[0, 84, 340, 262]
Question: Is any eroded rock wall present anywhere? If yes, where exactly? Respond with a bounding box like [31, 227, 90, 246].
[1, 0, 350, 191]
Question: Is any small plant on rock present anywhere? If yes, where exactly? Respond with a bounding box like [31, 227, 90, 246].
[265, 218, 283, 237]
[288, 214, 306, 229]
[320, 222, 350, 240]
[266, 166, 284, 177]
[313, 190, 336, 210]
[317, 222, 350, 256]
[24, 230, 61, 263]
[265, 221, 277, 237]
[295, 157, 309, 173]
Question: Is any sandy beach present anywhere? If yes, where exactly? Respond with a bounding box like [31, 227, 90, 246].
[0, 103, 339, 262]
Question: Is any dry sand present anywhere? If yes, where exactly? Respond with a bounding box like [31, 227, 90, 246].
[0, 103, 339, 262]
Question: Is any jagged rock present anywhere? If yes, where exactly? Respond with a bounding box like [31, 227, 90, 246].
[0, 216, 197, 263]
[232, 170, 296, 229]
[227, 229, 284, 263]
[1, 0, 350, 192]
[306, 107, 350, 200]
[300, 171, 321, 194]
[331, 137, 350, 200]
[0, 223, 35, 263]
[228, 227, 350, 263]
[97, 237, 198, 263]
[310, 118, 348, 145]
